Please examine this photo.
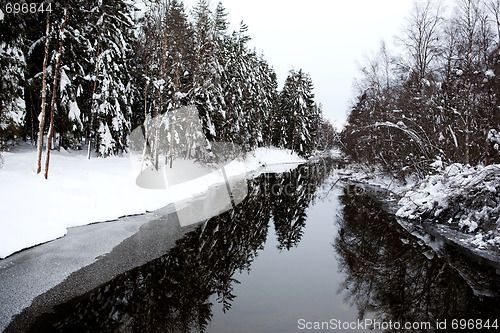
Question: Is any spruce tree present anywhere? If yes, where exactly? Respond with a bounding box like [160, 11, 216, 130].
[275, 69, 319, 157]
[189, 0, 227, 161]
[87, 0, 137, 156]
[0, 3, 26, 150]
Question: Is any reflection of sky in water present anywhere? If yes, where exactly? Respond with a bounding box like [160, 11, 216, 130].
[207, 186, 361, 332]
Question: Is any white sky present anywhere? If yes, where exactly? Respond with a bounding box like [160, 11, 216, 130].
[183, 0, 415, 127]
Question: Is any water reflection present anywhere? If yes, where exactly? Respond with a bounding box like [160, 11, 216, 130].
[335, 185, 500, 331]
[12, 160, 335, 333]
[269, 163, 324, 250]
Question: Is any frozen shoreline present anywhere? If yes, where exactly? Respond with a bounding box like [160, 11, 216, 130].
[0, 145, 305, 259]
[341, 163, 500, 267]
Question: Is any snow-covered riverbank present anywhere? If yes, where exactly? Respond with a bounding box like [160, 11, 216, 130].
[0, 145, 304, 259]
[342, 162, 500, 256]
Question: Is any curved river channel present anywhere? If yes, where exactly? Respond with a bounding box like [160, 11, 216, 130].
[1, 159, 499, 332]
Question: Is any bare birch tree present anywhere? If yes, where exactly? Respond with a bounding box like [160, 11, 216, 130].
[44, 4, 69, 179]
[400, 0, 443, 89]
[36, 12, 51, 174]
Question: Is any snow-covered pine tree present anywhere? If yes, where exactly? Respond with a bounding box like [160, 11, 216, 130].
[221, 21, 252, 149]
[86, 0, 137, 157]
[254, 55, 278, 148]
[138, 0, 204, 168]
[0, 4, 26, 152]
[52, 0, 87, 150]
[219, 20, 278, 152]
[275, 69, 319, 157]
[20, 0, 138, 157]
[164, 0, 200, 163]
[211, 1, 230, 144]
[316, 117, 337, 151]
[21, 1, 85, 153]
[190, 0, 224, 159]
[137, 0, 165, 168]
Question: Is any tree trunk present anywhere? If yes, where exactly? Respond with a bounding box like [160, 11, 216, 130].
[140, 61, 149, 172]
[154, 5, 169, 170]
[45, 5, 68, 179]
[171, 55, 181, 166]
[154, 88, 160, 170]
[87, 37, 101, 160]
[36, 12, 50, 174]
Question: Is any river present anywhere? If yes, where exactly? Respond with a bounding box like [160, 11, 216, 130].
[1, 159, 499, 332]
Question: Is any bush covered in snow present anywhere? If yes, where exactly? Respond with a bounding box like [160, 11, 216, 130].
[397, 164, 500, 248]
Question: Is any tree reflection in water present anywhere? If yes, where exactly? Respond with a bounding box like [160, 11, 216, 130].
[270, 163, 324, 250]
[335, 185, 500, 332]
[21, 160, 335, 333]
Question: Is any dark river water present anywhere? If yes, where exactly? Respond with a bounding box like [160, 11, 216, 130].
[4, 160, 500, 332]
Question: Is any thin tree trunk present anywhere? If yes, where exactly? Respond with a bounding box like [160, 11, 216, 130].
[37, 12, 50, 174]
[154, 88, 160, 170]
[87, 37, 101, 160]
[291, 110, 297, 154]
[45, 5, 68, 179]
[155, 4, 169, 170]
[465, 109, 471, 165]
[140, 61, 149, 173]
[171, 55, 180, 167]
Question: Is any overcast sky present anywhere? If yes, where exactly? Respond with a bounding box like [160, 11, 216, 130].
[183, 0, 416, 127]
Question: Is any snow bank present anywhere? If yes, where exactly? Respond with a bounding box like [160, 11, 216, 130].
[396, 163, 500, 250]
[341, 163, 417, 195]
[0, 146, 304, 259]
[343, 161, 500, 252]
[244, 146, 304, 170]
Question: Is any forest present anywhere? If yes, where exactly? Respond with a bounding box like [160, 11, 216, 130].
[0, 0, 336, 168]
[342, 0, 500, 179]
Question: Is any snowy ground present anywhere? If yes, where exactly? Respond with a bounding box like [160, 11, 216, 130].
[0, 145, 304, 259]
[343, 162, 500, 253]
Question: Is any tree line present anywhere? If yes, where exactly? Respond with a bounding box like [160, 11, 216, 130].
[0, 0, 336, 174]
[342, 0, 500, 179]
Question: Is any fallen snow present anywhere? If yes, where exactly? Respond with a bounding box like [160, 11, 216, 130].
[0, 146, 304, 259]
[396, 163, 500, 250]
[343, 162, 500, 252]
[341, 163, 417, 195]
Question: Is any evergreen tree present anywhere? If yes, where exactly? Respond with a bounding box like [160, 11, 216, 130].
[18, 0, 139, 156]
[0, 0, 326, 169]
[275, 69, 319, 157]
[190, 0, 221, 145]
[87, 0, 137, 156]
[0, 2, 27, 149]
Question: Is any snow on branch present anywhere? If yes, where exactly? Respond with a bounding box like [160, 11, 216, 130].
[370, 121, 430, 157]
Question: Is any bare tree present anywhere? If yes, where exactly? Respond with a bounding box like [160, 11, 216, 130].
[45, 4, 69, 179]
[36, 12, 51, 175]
[355, 41, 395, 113]
[455, 0, 482, 165]
[487, 0, 500, 45]
[400, 0, 443, 89]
